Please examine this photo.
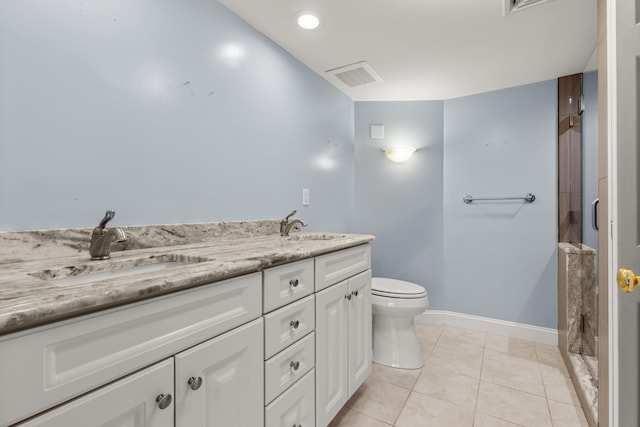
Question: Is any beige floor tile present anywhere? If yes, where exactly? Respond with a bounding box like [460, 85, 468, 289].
[442, 326, 486, 347]
[548, 399, 589, 427]
[416, 324, 444, 342]
[484, 347, 540, 371]
[427, 345, 484, 379]
[328, 406, 391, 427]
[395, 392, 474, 427]
[474, 413, 522, 427]
[539, 356, 571, 379]
[419, 339, 436, 361]
[535, 342, 561, 355]
[476, 381, 552, 427]
[345, 377, 410, 424]
[481, 356, 545, 397]
[484, 334, 538, 363]
[370, 363, 421, 390]
[413, 364, 479, 410]
[437, 331, 487, 356]
[543, 373, 582, 406]
[536, 343, 571, 378]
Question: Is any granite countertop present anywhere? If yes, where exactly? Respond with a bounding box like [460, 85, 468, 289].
[0, 221, 374, 337]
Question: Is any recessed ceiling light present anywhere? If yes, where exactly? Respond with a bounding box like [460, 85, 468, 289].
[297, 13, 320, 30]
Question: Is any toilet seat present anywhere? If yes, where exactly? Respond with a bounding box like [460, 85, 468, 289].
[372, 278, 427, 299]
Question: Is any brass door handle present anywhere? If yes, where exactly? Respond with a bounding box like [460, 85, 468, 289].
[618, 268, 640, 292]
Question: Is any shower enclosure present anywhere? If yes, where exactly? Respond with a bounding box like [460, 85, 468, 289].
[557, 72, 599, 427]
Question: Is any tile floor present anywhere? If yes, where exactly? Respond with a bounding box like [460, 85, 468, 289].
[329, 325, 589, 427]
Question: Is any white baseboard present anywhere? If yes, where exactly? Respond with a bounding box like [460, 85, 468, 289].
[415, 310, 558, 346]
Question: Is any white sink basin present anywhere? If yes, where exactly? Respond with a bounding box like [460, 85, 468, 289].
[30, 255, 203, 287]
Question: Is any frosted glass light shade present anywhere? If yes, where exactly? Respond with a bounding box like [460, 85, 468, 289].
[383, 146, 416, 163]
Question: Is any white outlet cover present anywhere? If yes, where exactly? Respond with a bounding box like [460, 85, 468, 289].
[302, 188, 310, 206]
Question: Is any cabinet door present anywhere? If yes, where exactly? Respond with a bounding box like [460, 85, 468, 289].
[175, 318, 264, 427]
[348, 270, 372, 397]
[18, 359, 174, 427]
[315, 280, 349, 427]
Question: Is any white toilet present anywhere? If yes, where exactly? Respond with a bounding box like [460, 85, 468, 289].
[371, 277, 429, 369]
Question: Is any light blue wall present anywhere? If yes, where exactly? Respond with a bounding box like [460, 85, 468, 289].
[353, 81, 558, 328]
[443, 81, 558, 328]
[2, 0, 563, 328]
[353, 102, 444, 305]
[582, 71, 598, 253]
[0, 0, 354, 231]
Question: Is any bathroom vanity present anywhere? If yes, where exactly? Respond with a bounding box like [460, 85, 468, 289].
[0, 224, 373, 427]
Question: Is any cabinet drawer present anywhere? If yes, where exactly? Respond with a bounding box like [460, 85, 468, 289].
[265, 369, 315, 427]
[315, 245, 371, 291]
[263, 259, 314, 313]
[17, 358, 174, 427]
[0, 273, 262, 427]
[264, 295, 315, 359]
[265, 332, 315, 405]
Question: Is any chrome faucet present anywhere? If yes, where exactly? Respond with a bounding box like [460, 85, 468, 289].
[89, 209, 127, 260]
[280, 210, 307, 237]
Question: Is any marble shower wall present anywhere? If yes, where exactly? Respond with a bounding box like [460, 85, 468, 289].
[558, 243, 597, 357]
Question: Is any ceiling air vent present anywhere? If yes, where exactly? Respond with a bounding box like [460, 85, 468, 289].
[325, 61, 383, 88]
[504, 0, 553, 14]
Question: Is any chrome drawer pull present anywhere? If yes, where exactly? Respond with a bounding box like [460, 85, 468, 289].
[351, 290, 359, 297]
[156, 393, 172, 409]
[345, 293, 352, 300]
[290, 319, 300, 329]
[188, 376, 203, 391]
[290, 361, 300, 371]
[289, 279, 300, 288]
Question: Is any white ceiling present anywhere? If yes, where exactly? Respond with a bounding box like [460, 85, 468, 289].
[217, 0, 598, 101]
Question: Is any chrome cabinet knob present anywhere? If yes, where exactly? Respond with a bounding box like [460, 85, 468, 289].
[188, 376, 203, 391]
[289, 279, 299, 288]
[290, 361, 300, 371]
[351, 290, 359, 297]
[345, 293, 352, 300]
[292, 424, 302, 427]
[156, 393, 172, 410]
[290, 320, 300, 329]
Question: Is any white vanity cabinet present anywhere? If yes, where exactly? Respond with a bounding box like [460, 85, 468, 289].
[174, 318, 264, 427]
[19, 318, 264, 427]
[315, 247, 372, 427]
[263, 260, 316, 427]
[2, 242, 373, 427]
[18, 358, 175, 427]
[2, 273, 263, 427]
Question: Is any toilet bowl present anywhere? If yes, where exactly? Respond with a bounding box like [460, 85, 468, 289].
[372, 277, 429, 369]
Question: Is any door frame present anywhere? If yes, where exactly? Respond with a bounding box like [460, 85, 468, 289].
[606, 0, 618, 425]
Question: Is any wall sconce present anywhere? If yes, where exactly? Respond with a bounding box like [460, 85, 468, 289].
[383, 146, 416, 163]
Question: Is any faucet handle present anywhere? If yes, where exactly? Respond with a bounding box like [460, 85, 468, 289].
[98, 209, 116, 230]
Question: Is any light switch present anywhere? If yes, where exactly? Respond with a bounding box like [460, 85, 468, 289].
[302, 188, 310, 206]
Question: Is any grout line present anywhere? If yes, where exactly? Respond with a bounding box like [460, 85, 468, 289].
[472, 341, 486, 425]
[341, 405, 393, 426]
[392, 387, 414, 426]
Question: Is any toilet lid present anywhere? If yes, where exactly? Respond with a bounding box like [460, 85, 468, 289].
[372, 278, 427, 299]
